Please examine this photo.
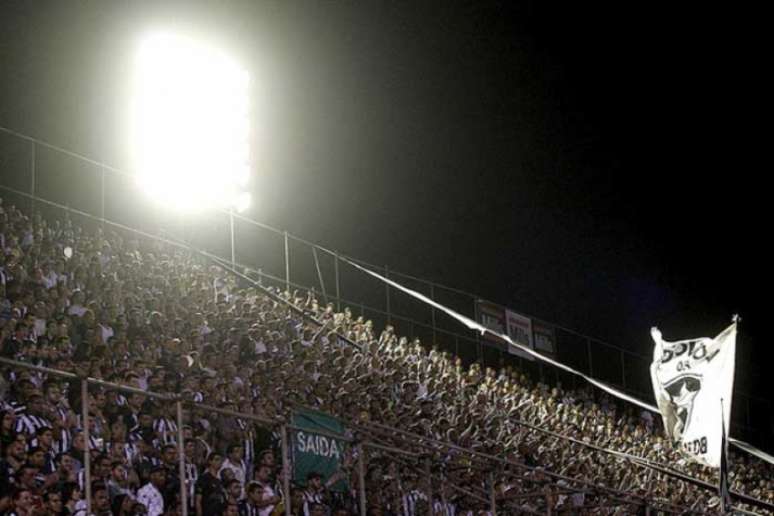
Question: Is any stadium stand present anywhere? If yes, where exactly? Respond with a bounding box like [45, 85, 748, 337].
[1, 196, 773, 515]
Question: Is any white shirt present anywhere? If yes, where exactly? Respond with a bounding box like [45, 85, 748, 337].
[257, 483, 276, 516]
[33, 318, 47, 339]
[68, 304, 87, 317]
[137, 482, 165, 516]
[219, 458, 246, 486]
[99, 323, 114, 343]
[42, 272, 58, 289]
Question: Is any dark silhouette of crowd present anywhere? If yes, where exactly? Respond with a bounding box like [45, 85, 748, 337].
[1, 197, 772, 515]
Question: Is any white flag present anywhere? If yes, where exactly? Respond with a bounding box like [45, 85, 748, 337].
[650, 322, 736, 468]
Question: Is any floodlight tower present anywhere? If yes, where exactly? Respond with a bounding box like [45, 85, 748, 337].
[130, 33, 251, 267]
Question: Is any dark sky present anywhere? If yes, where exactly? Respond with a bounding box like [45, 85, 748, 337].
[1, 3, 770, 442]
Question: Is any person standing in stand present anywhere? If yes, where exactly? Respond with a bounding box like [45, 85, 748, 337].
[195, 452, 226, 516]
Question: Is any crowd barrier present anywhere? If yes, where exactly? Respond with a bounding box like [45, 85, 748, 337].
[0, 125, 769, 449]
[3, 355, 719, 514]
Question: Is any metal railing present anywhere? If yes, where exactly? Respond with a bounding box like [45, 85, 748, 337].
[0, 124, 770, 450]
[0, 167, 770, 511]
[1, 356, 729, 515]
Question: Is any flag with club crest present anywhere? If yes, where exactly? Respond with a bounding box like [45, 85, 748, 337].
[650, 320, 737, 468]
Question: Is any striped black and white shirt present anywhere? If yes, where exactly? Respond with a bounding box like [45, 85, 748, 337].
[52, 429, 72, 454]
[153, 416, 178, 445]
[8, 400, 26, 416]
[302, 490, 325, 516]
[52, 405, 71, 426]
[14, 413, 51, 439]
[42, 450, 57, 475]
[236, 418, 255, 467]
[105, 441, 138, 463]
[237, 499, 258, 516]
[433, 500, 457, 516]
[401, 490, 427, 516]
[185, 461, 199, 505]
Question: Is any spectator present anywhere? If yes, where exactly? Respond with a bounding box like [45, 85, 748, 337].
[0, 198, 772, 513]
[195, 452, 226, 516]
[8, 487, 35, 516]
[223, 501, 240, 516]
[14, 391, 51, 439]
[225, 478, 243, 505]
[220, 443, 246, 488]
[0, 409, 17, 449]
[137, 466, 166, 516]
[34, 427, 56, 473]
[110, 493, 135, 516]
[252, 464, 281, 516]
[107, 461, 132, 501]
[301, 472, 327, 516]
[72, 481, 111, 516]
[60, 482, 83, 515]
[239, 481, 265, 516]
[42, 489, 64, 516]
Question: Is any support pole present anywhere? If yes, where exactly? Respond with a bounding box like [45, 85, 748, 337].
[545, 489, 553, 516]
[357, 444, 367, 516]
[230, 209, 236, 270]
[312, 246, 327, 302]
[100, 166, 105, 225]
[281, 426, 292, 516]
[746, 397, 751, 428]
[489, 472, 497, 516]
[334, 253, 341, 311]
[587, 339, 594, 378]
[385, 266, 391, 324]
[30, 142, 35, 212]
[284, 231, 290, 292]
[426, 459, 433, 516]
[621, 349, 627, 389]
[176, 401, 188, 516]
[430, 284, 437, 345]
[81, 379, 92, 516]
[474, 300, 482, 362]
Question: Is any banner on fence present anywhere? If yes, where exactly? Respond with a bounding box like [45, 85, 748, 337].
[291, 408, 349, 492]
[533, 322, 556, 357]
[476, 301, 507, 351]
[505, 310, 534, 360]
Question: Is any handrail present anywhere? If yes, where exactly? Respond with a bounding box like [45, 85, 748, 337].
[0, 124, 768, 406]
[0, 313, 764, 511]
[0, 124, 666, 363]
[0, 126, 769, 437]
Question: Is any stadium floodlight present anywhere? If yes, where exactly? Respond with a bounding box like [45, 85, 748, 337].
[234, 191, 252, 213]
[130, 33, 250, 213]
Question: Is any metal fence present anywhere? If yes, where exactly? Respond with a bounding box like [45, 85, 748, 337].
[0, 124, 770, 450]
[1, 356, 719, 515]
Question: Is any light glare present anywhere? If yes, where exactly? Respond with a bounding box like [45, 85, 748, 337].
[235, 192, 251, 213]
[130, 33, 250, 213]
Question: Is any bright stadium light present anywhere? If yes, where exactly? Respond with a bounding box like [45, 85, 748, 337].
[130, 33, 250, 213]
[235, 191, 252, 213]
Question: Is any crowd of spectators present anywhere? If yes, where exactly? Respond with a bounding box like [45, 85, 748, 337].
[0, 196, 772, 515]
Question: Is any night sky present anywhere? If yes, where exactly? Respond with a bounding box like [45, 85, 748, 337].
[1, 3, 769, 446]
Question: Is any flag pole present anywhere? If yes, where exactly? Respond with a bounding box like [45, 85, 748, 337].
[721, 315, 738, 514]
[719, 398, 731, 514]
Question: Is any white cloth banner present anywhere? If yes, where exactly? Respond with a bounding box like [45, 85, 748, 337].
[334, 254, 772, 466]
[650, 323, 736, 468]
[505, 310, 534, 360]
